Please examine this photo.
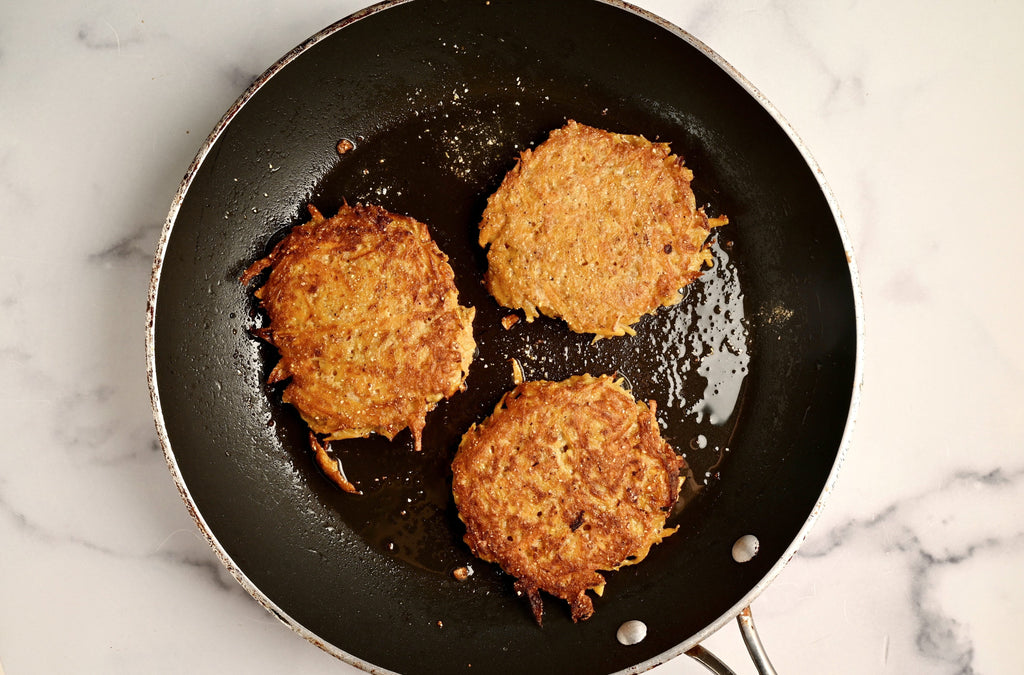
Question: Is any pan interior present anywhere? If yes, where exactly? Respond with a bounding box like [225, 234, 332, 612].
[151, 1, 857, 673]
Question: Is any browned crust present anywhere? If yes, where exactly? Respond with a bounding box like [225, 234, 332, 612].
[479, 120, 726, 337]
[451, 374, 684, 624]
[243, 203, 476, 488]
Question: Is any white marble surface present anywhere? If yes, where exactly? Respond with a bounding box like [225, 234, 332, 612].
[2, 1, 1022, 673]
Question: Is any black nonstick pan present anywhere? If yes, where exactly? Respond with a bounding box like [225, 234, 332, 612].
[146, 1, 862, 673]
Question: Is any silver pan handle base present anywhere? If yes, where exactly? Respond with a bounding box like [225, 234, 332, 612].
[685, 606, 779, 675]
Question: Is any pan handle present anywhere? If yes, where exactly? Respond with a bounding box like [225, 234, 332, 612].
[684, 606, 779, 675]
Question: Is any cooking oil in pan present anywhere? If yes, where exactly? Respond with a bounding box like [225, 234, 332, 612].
[680, 235, 750, 426]
[648, 233, 749, 487]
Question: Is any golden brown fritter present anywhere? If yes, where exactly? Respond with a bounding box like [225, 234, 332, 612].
[243, 203, 476, 490]
[479, 120, 727, 338]
[451, 374, 684, 624]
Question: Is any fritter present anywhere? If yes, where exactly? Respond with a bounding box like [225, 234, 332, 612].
[479, 120, 727, 338]
[242, 203, 476, 491]
[451, 374, 684, 624]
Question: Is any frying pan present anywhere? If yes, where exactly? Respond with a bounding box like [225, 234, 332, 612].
[146, 1, 862, 673]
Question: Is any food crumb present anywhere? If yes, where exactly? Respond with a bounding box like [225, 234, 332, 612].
[509, 358, 524, 385]
[501, 314, 519, 330]
[452, 565, 473, 581]
[437, 620, 444, 628]
[336, 138, 355, 155]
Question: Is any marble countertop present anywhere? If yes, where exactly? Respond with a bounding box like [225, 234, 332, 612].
[3, 1, 1022, 673]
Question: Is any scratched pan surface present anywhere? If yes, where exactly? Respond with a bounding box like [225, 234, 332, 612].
[146, 0, 860, 673]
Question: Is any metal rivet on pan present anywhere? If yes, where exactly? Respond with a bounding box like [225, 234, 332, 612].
[617, 620, 647, 645]
[732, 534, 760, 563]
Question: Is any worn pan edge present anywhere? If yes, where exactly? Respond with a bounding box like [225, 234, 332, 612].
[144, 1, 866, 673]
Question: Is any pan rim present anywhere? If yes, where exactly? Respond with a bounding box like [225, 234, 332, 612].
[144, 0, 865, 672]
